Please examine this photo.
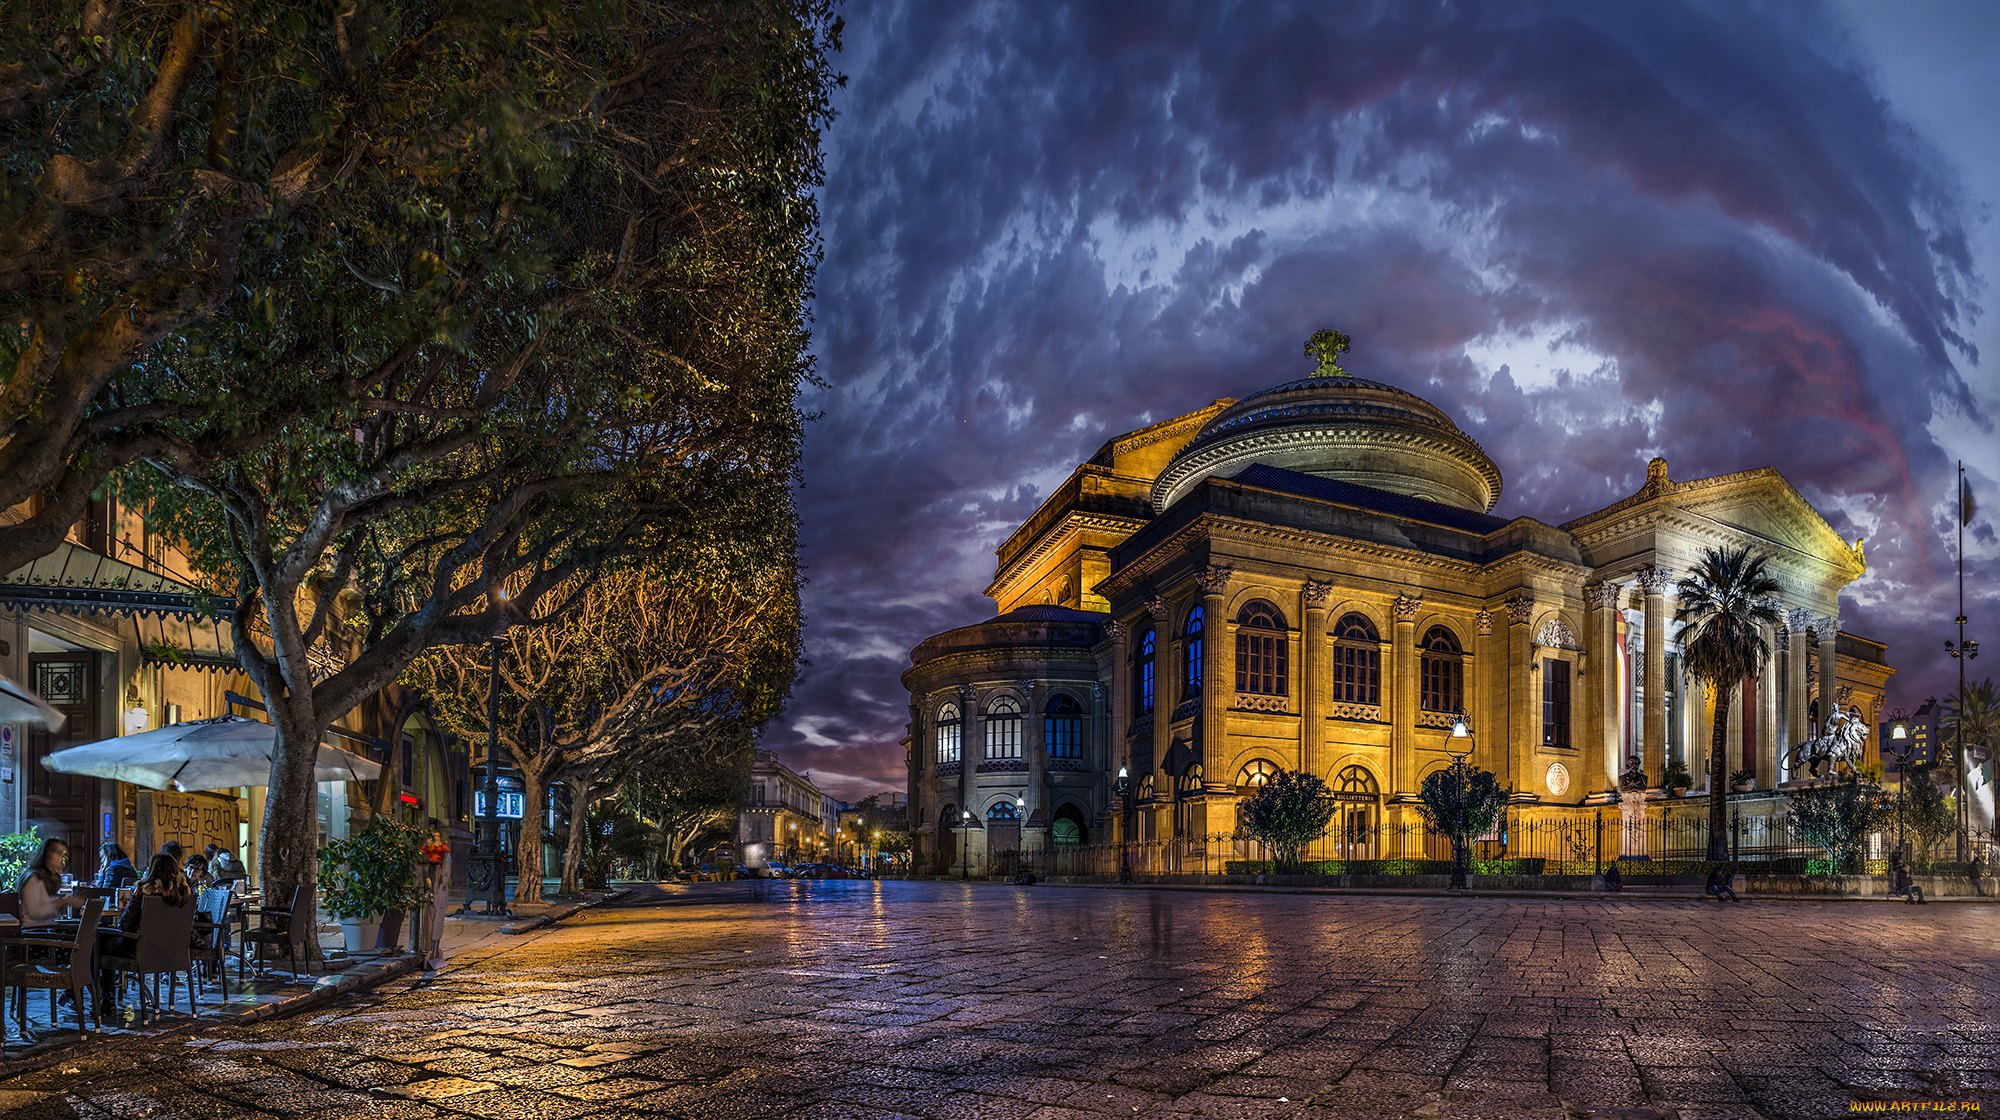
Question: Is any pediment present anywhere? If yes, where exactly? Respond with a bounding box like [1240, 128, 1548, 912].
[1667, 472, 1860, 574]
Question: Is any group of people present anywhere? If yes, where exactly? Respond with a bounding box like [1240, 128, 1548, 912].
[14, 837, 249, 1013]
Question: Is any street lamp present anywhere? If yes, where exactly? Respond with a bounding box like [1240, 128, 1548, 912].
[1446, 710, 1474, 891]
[788, 822, 797, 865]
[1883, 709, 1920, 869]
[1946, 633, 1980, 862]
[960, 810, 974, 881]
[467, 588, 510, 915]
[1114, 765, 1133, 883]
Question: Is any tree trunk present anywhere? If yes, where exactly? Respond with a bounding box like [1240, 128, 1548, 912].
[513, 760, 551, 904]
[260, 700, 327, 968]
[1708, 679, 1734, 860]
[561, 767, 594, 895]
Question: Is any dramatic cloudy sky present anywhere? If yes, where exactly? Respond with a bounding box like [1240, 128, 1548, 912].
[763, 0, 2000, 800]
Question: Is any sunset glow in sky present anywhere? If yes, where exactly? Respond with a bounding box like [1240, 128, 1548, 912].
[767, 1, 2000, 800]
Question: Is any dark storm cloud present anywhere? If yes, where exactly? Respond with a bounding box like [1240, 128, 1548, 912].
[764, 0, 1991, 798]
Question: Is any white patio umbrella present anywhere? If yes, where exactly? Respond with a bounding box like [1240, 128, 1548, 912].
[0, 671, 66, 733]
[41, 714, 382, 792]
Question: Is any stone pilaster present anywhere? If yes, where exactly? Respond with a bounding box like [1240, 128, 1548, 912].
[1637, 566, 1674, 786]
[1756, 607, 1779, 788]
[1506, 593, 1536, 794]
[1817, 614, 1841, 731]
[1147, 595, 1173, 781]
[1018, 678, 1045, 853]
[957, 684, 978, 824]
[1586, 582, 1623, 794]
[1108, 618, 1131, 769]
[1391, 592, 1422, 795]
[1198, 565, 1232, 786]
[1301, 579, 1333, 775]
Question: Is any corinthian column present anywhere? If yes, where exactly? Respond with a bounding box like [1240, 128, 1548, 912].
[1199, 565, 1232, 782]
[1018, 679, 1044, 854]
[1785, 609, 1810, 765]
[1391, 593, 1422, 795]
[1817, 614, 1841, 731]
[1756, 606, 1779, 788]
[1301, 579, 1333, 775]
[1506, 594, 1535, 794]
[1637, 566, 1675, 786]
[1586, 582, 1623, 794]
[1107, 619, 1131, 783]
[958, 683, 979, 825]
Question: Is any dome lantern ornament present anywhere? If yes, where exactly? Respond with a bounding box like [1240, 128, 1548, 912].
[1305, 329, 1352, 378]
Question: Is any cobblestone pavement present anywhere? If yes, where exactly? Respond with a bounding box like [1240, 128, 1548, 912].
[0, 882, 1994, 1120]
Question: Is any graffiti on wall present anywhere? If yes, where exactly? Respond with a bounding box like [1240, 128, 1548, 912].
[152, 790, 238, 856]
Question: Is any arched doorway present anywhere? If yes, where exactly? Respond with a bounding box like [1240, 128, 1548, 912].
[936, 805, 959, 875]
[987, 800, 1021, 871]
[1334, 764, 1380, 860]
[1051, 804, 1087, 845]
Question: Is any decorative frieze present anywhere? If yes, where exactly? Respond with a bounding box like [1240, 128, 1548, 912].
[1233, 693, 1290, 713]
[936, 761, 962, 777]
[1415, 710, 1459, 729]
[977, 759, 1028, 773]
[1048, 758, 1088, 772]
[1328, 702, 1384, 723]
[1393, 593, 1424, 623]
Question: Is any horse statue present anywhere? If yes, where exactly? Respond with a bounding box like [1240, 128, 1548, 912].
[1784, 707, 1866, 780]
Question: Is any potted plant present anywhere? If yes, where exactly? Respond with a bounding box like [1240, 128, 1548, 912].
[318, 815, 430, 954]
[1728, 768, 1756, 793]
[1662, 764, 1694, 796]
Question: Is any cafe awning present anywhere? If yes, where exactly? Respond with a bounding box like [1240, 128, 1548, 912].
[0, 541, 235, 619]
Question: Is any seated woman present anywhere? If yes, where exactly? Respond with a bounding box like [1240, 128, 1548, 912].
[184, 853, 214, 889]
[96, 843, 138, 890]
[99, 854, 196, 1010]
[17, 838, 82, 927]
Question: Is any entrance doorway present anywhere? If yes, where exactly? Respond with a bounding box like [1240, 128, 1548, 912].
[26, 646, 102, 879]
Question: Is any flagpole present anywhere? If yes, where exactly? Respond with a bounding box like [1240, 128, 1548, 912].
[1956, 461, 1968, 861]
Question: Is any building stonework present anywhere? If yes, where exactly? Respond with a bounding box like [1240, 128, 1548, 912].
[903, 371, 1895, 874]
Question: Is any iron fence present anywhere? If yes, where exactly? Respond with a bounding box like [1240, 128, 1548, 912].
[961, 810, 1996, 880]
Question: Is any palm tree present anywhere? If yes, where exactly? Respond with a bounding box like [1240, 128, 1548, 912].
[1940, 677, 1999, 844]
[1676, 546, 1784, 859]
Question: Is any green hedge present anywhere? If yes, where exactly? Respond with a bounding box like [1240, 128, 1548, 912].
[1222, 859, 1455, 876]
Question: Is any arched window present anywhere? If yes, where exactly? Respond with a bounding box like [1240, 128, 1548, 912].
[1138, 774, 1155, 801]
[987, 800, 1020, 821]
[1052, 816, 1083, 844]
[984, 695, 1022, 759]
[1135, 629, 1156, 714]
[1419, 626, 1464, 712]
[1175, 764, 1203, 838]
[1184, 606, 1205, 698]
[935, 702, 962, 764]
[1236, 759, 1279, 788]
[1236, 600, 1287, 696]
[1044, 694, 1083, 759]
[1332, 612, 1381, 706]
[1336, 765, 1379, 795]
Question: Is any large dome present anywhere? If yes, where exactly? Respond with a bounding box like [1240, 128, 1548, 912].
[1150, 376, 1502, 513]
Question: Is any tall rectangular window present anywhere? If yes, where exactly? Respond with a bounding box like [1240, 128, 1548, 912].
[1543, 659, 1571, 748]
[1420, 656, 1463, 712]
[937, 721, 961, 763]
[1332, 644, 1380, 705]
[1235, 632, 1287, 695]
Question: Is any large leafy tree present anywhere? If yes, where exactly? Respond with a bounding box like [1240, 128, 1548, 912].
[1897, 769, 1956, 871]
[1415, 764, 1510, 861]
[1675, 546, 1783, 858]
[1238, 769, 1336, 870]
[405, 562, 797, 902]
[95, 0, 836, 944]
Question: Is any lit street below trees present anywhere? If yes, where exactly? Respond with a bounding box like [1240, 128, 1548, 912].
[1, 883, 1995, 1118]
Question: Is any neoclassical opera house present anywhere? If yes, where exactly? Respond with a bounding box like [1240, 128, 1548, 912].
[902, 349, 1894, 872]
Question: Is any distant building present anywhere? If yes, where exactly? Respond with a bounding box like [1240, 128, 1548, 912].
[734, 749, 823, 867]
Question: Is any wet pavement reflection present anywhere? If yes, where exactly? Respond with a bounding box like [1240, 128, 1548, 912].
[0, 881, 1994, 1118]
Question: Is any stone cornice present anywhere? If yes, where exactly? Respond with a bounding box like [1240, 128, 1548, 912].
[1153, 424, 1501, 514]
[986, 509, 1148, 602]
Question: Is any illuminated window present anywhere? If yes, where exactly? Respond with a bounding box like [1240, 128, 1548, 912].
[1543, 659, 1571, 748]
[1419, 626, 1464, 713]
[1332, 612, 1381, 705]
[985, 695, 1022, 759]
[936, 702, 962, 763]
[1184, 606, 1204, 697]
[1044, 694, 1082, 759]
[1236, 759, 1280, 788]
[1135, 630, 1156, 714]
[1235, 601, 1287, 695]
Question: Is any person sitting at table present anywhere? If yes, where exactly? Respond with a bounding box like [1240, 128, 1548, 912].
[184, 853, 214, 889]
[96, 842, 138, 890]
[205, 844, 245, 884]
[100, 854, 198, 1011]
[159, 840, 185, 864]
[17, 838, 82, 927]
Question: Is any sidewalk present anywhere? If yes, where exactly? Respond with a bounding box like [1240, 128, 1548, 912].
[0, 883, 628, 1077]
[1036, 878, 2000, 902]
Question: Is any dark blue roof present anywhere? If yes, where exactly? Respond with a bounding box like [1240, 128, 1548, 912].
[1228, 463, 1510, 534]
[992, 605, 1107, 623]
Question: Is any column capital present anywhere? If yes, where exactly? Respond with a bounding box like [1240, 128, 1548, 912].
[1106, 618, 1128, 642]
[1302, 579, 1335, 608]
[1145, 595, 1171, 621]
[1014, 679, 1038, 699]
[1476, 609, 1493, 636]
[1197, 564, 1234, 596]
[1392, 593, 1423, 623]
[1786, 608, 1815, 634]
[1635, 565, 1676, 595]
[1586, 581, 1624, 609]
[1505, 593, 1536, 626]
[957, 683, 978, 703]
[1091, 681, 1104, 703]
[1818, 613, 1842, 635]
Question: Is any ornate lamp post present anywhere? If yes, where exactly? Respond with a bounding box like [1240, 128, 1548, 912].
[1883, 710, 1919, 869]
[466, 589, 510, 914]
[959, 809, 974, 881]
[1446, 710, 1474, 891]
[1946, 633, 1979, 862]
[1114, 765, 1133, 883]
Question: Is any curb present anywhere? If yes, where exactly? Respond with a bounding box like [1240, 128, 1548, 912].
[497, 887, 629, 935]
[1034, 881, 2000, 903]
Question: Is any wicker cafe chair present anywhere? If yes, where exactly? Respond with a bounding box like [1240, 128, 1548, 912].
[100, 895, 200, 1023]
[0, 896, 106, 1049]
[0, 892, 16, 919]
[239, 886, 308, 981]
[191, 888, 235, 995]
